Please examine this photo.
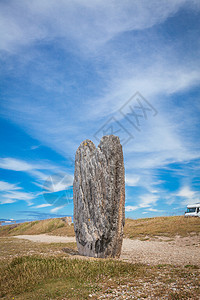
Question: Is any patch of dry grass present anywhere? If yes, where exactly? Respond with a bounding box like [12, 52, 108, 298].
[0, 253, 199, 299]
[124, 216, 200, 239]
[0, 216, 199, 241]
[0, 218, 75, 237]
[0, 237, 77, 265]
[0, 254, 146, 299]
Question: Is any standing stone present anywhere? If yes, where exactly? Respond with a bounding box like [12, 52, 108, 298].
[73, 135, 125, 258]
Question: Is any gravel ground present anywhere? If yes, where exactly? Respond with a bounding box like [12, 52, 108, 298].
[92, 273, 200, 300]
[121, 236, 200, 266]
[13, 234, 200, 266]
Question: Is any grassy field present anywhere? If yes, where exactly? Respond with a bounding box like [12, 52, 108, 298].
[0, 254, 144, 299]
[0, 216, 200, 299]
[0, 237, 199, 299]
[1, 215, 200, 238]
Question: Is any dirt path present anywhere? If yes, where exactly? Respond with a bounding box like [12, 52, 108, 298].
[14, 234, 75, 243]
[13, 234, 200, 266]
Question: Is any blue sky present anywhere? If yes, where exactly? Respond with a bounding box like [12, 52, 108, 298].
[0, 0, 200, 221]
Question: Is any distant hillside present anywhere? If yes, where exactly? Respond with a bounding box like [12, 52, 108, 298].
[0, 217, 75, 237]
[124, 216, 200, 238]
[0, 215, 199, 238]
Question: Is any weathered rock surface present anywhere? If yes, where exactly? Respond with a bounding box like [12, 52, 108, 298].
[73, 135, 125, 258]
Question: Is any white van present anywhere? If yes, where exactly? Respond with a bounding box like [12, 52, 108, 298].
[185, 203, 200, 217]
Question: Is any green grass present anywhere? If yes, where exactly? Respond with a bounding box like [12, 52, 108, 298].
[0, 254, 199, 299]
[0, 255, 145, 299]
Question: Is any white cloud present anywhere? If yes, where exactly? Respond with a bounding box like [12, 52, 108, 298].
[0, 181, 21, 191]
[175, 186, 200, 205]
[0, 157, 73, 187]
[152, 180, 166, 186]
[50, 205, 65, 213]
[0, 157, 54, 173]
[0, 158, 34, 171]
[0, 159, 73, 208]
[0, 199, 16, 204]
[30, 145, 40, 150]
[126, 194, 163, 213]
[176, 186, 196, 198]
[140, 207, 163, 214]
[1, 190, 35, 205]
[148, 208, 160, 212]
[139, 194, 159, 208]
[0, 180, 36, 205]
[125, 205, 138, 212]
[2, 191, 34, 201]
[1, 0, 199, 53]
[29, 170, 50, 182]
[89, 65, 200, 121]
[0, 158, 54, 188]
[33, 203, 52, 208]
[125, 175, 140, 187]
[149, 189, 159, 194]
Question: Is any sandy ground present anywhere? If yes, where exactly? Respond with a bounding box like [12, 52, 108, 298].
[14, 234, 76, 243]
[13, 234, 200, 266]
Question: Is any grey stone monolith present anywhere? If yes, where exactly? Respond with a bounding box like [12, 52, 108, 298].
[73, 135, 125, 258]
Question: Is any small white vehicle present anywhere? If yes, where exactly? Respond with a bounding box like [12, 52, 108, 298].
[185, 203, 200, 217]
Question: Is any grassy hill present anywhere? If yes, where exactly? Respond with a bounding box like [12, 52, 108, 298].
[0, 215, 199, 238]
[0, 218, 75, 237]
[124, 216, 200, 238]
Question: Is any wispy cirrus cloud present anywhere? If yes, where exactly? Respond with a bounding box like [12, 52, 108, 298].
[1, 0, 198, 53]
[0, 180, 21, 191]
[33, 203, 52, 208]
[0, 158, 73, 208]
[148, 208, 162, 212]
[50, 206, 65, 213]
[125, 194, 161, 212]
[0, 190, 35, 205]
[0, 157, 55, 191]
[0, 157, 73, 185]
[0, 158, 36, 171]
[0, 180, 36, 205]
[0, 157, 56, 172]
